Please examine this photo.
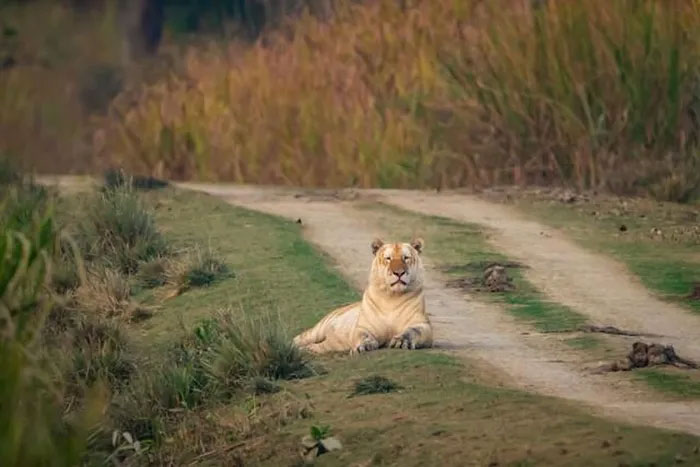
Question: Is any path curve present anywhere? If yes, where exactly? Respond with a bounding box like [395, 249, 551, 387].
[180, 183, 700, 436]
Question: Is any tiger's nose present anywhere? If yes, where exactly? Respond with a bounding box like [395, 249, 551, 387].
[393, 269, 406, 278]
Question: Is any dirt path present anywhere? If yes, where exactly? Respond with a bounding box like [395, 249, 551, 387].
[375, 190, 700, 362]
[181, 183, 700, 436]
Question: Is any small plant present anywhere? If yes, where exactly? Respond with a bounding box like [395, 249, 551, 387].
[310, 424, 331, 441]
[301, 424, 342, 462]
[81, 179, 168, 274]
[351, 375, 402, 396]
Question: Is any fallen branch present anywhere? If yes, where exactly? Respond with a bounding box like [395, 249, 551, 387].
[578, 324, 659, 338]
[593, 342, 699, 374]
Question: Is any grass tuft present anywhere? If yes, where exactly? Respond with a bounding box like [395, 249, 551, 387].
[351, 375, 402, 396]
[74, 267, 149, 320]
[81, 179, 168, 274]
[164, 246, 230, 295]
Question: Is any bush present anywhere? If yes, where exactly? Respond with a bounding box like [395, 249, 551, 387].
[98, 0, 700, 201]
[81, 179, 168, 274]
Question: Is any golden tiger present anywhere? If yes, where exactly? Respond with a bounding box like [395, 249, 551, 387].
[293, 238, 432, 354]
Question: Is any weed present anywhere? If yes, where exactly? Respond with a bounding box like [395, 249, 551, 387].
[351, 375, 402, 396]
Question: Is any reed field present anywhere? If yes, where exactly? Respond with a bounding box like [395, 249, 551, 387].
[2, 0, 699, 200]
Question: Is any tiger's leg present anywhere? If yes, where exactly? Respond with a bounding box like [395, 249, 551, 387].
[389, 322, 433, 350]
[349, 329, 380, 355]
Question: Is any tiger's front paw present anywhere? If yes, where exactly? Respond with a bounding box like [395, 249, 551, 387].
[389, 331, 418, 350]
[350, 335, 379, 355]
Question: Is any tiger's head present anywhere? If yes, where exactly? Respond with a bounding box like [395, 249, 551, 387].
[369, 238, 425, 294]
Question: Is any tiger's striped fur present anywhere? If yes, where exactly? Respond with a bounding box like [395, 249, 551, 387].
[293, 238, 432, 354]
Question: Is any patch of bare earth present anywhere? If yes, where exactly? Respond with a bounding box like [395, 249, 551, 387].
[181, 183, 700, 436]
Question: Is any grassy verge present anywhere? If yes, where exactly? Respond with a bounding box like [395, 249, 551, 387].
[505, 193, 700, 313]
[357, 202, 589, 334]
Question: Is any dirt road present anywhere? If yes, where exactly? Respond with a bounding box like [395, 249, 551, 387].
[181, 183, 700, 436]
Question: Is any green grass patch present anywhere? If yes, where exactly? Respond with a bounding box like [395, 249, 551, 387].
[358, 203, 587, 333]
[634, 369, 700, 399]
[130, 188, 359, 352]
[513, 197, 700, 312]
[563, 336, 601, 351]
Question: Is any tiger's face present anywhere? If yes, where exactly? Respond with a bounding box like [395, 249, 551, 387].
[369, 238, 425, 294]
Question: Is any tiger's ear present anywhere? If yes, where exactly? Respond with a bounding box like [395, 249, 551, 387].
[411, 238, 424, 254]
[371, 238, 384, 255]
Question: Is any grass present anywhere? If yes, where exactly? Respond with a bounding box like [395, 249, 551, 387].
[0, 177, 106, 466]
[262, 351, 700, 467]
[351, 375, 402, 396]
[509, 193, 700, 312]
[634, 369, 700, 399]
[358, 202, 589, 334]
[95, 0, 700, 201]
[14, 180, 700, 464]
[130, 188, 359, 350]
[80, 180, 168, 274]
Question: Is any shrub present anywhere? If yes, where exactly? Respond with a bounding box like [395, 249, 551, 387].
[81, 179, 168, 273]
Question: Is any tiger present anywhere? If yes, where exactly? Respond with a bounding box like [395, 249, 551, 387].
[293, 238, 432, 354]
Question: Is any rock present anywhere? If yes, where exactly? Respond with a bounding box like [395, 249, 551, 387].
[601, 440, 611, 448]
[319, 437, 343, 453]
[301, 435, 318, 449]
[619, 224, 628, 232]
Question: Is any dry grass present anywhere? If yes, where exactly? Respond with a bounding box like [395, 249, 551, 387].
[73, 267, 150, 321]
[0, 1, 124, 173]
[95, 0, 700, 200]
